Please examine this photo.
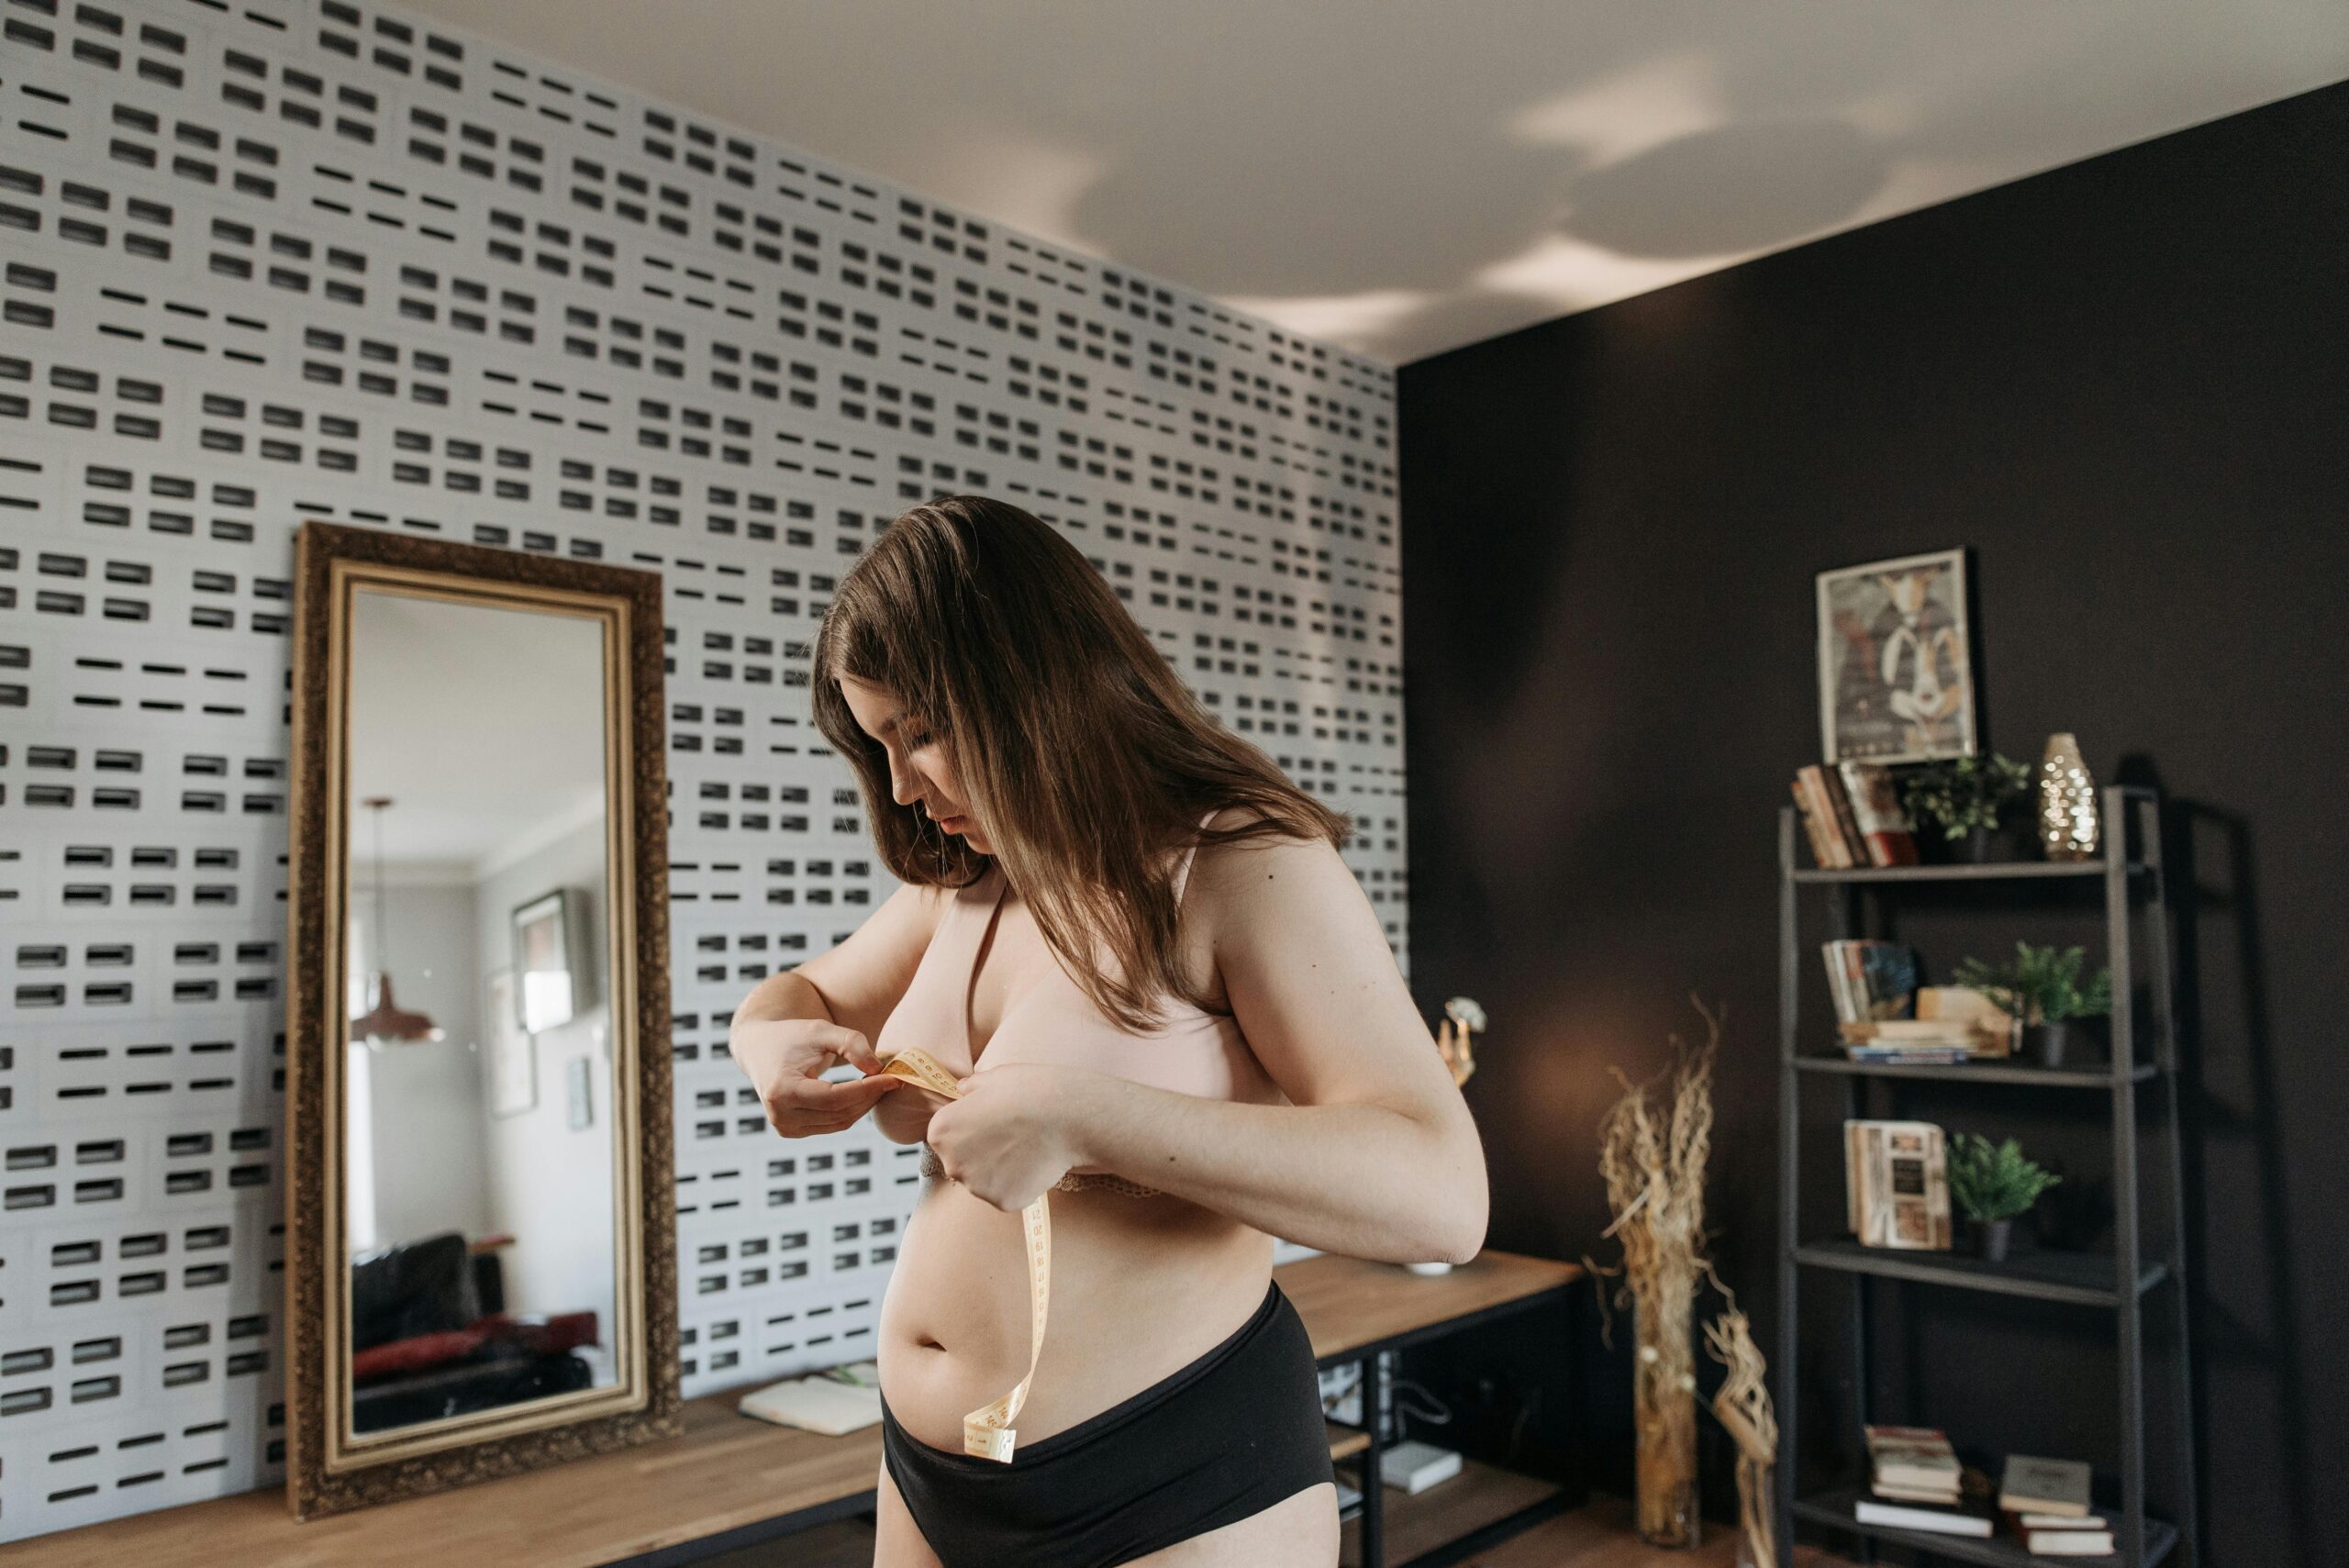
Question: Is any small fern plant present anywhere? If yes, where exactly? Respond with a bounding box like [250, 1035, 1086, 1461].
[1953, 941, 2113, 1025]
[1947, 1133, 2061, 1223]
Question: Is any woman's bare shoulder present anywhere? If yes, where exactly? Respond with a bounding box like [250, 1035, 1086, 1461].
[1197, 801, 1335, 850]
[1187, 804, 1350, 935]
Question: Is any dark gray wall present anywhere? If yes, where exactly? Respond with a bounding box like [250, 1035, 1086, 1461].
[1400, 79, 2349, 1568]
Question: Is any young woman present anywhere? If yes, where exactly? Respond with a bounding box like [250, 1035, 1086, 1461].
[728, 495, 1488, 1568]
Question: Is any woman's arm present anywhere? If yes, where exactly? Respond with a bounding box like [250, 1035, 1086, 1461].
[1066, 1074, 1485, 1264]
[1074, 825, 1488, 1264]
[727, 971, 904, 1137]
[921, 823, 1489, 1260]
[731, 880, 945, 1141]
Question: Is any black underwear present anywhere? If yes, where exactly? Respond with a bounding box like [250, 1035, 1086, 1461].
[879, 1276, 1335, 1568]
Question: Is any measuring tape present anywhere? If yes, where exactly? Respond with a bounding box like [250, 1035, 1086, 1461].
[875, 1046, 1051, 1463]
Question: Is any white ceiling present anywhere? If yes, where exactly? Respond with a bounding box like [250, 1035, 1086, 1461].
[347, 590, 607, 873]
[394, 1, 2349, 365]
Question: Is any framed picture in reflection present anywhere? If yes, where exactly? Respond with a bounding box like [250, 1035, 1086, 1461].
[485, 967, 536, 1118]
[512, 887, 584, 1034]
[567, 1055, 596, 1131]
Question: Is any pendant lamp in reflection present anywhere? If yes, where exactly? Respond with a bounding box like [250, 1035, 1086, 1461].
[353, 795, 445, 1049]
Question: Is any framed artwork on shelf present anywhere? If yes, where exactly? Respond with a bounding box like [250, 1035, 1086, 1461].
[1817, 548, 1979, 764]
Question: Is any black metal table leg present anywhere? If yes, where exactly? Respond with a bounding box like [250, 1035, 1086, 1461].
[1358, 1351, 1385, 1568]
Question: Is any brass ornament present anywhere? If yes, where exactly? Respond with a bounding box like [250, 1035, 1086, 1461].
[1437, 995, 1486, 1088]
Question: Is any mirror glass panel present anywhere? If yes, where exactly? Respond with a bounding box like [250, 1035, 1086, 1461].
[340, 585, 621, 1440]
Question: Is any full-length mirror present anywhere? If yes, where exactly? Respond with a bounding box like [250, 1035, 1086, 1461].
[343, 591, 618, 1431]
[285, 522, 679, 1519]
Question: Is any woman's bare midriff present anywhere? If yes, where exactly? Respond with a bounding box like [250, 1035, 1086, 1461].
[877, 1166, 1275, 1456]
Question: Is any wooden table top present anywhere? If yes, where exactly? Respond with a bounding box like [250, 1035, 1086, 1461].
[1280, 1248, 1583, 1362]
[16, 1249, 1581, 1568]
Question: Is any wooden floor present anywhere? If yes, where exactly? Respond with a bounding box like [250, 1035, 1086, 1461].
[705, 1494, 1856, 1566]
[1422, 1495, 1854, 1567]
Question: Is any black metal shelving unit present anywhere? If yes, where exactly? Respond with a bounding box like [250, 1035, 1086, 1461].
[1774, 784, 2198, 1568]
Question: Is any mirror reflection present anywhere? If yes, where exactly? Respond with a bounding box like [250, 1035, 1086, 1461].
[340, 586, 621, 1438]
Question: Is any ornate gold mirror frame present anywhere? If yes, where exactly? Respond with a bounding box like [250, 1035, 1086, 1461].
[284, 521, 679, 1518]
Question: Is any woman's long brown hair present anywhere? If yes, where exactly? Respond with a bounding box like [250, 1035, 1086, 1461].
[810, 495, 1353, 1030]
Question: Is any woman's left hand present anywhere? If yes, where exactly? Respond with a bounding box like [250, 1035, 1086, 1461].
[926, 1062, 1101, 1211]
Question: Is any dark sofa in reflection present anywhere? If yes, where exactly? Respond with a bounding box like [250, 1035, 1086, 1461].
[348, 1229, 601, 1433]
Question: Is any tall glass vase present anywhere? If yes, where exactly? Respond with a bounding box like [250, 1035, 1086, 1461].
[2038, 731, 2099, 860]
[1633, 1289, 1701, 1547]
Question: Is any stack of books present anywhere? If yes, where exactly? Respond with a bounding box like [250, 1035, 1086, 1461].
[1822, 943, 2014, 1064]
[1792, 761, 1920, 869]
[1821, 940, 1949, 1066]
[1838, 1021, 1976, 1065]
[1854, 1425, 1992, 1537]
[1999, 1455, 2115, 1556]
[1836, 985, 2018, 1063]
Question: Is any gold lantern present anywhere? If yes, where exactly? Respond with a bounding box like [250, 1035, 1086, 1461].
[2037, 732, 2099, 861]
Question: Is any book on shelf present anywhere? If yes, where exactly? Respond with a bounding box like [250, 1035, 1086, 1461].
[1838, 761, 1921, 866]
[1792, 775, 1848, 869]
[1793, 766, 1856, 868]
[1842, 1046, 1975, 1066]
[1837, 1028, 1987, 1058]
[1833, 988, 2016, 1062]
[1859, 942, 1917, 1018]
[1820, 940, 1855, 1022]
[1917, 985, 2019, 1057]
[1845, 1124, 1952, 1250]
[2027, 1528, 2119, 1556]
[1874, 1477, 1963, 1504]
[1822, 940, 1918, 1025]
[1853, 1496, 1994, 1538]
[2020, 1520, 2114, 1558]
[1865, 1424, 1963, 1492]
[1819, 765, 1870, 865]
[1841, 1019, 1974, 1042]
[1999, 1454, 2093, 1518]
[2001, 1508, 2120, 1556]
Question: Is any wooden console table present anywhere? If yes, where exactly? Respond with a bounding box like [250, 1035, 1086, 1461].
[1296, 1250, 1585, 1568]
[17, 1249, 1581, 1568]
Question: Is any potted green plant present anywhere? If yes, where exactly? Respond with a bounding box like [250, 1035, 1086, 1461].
[1952, 942, 2114, 1067]
[1946, 1133, 2061, 1261]
[1899, 753, 2033, 862]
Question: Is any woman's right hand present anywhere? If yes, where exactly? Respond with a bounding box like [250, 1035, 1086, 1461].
[729, 1015, 900, 1138]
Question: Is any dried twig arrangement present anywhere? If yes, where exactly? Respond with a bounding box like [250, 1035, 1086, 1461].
[1704, 1280, 1779, 1568]
[1592, 997, 1720, 1548]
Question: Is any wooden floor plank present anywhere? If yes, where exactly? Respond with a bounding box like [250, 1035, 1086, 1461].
[702, 1496, 1858, 1568]
[1466, 1495, 1854, 1567]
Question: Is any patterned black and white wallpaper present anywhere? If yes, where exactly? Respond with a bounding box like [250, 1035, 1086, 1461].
[0, 0, 1401, 1541]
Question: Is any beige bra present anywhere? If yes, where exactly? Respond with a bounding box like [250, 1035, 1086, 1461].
[922, 1143, 1164, 1196]
[872, 805, 1286, 1184]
